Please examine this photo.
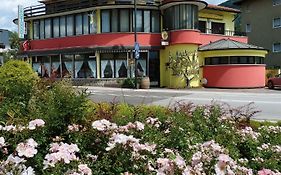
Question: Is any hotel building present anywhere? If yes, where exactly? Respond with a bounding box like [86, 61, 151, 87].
[20, 0, 268, 88]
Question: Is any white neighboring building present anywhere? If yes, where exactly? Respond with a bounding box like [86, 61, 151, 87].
[0, 29, 11, 65]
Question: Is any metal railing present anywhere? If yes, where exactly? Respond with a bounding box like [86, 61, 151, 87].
[202, 28, 247, 37]
[23, 0, 158, 17]
[24, 4, 46, 17]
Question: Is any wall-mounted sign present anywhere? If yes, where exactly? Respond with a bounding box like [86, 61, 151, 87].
[18, 5, 25, 39]
[161, 31, 169, 46]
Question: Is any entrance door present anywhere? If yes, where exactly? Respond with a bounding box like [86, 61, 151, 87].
[148, 51, 160, 87]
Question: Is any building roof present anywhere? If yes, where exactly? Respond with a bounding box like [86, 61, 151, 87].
[199, 38, 265, 51]
[233, 0, 248, 5]
[206, 4, 240, 13]
[39, 0, 67, 4]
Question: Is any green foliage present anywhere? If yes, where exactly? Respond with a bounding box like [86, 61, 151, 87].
[121, 78, 141, 88]
[2, 50, 18, 63]
[30, 80, 89, 136]
[167, 50, 199, 87]
[0, 70, 280, 174]
[9, 31, 20, 51]
[121, 78, 135, 88]
[0, 60, 38, 119]
[0, 60, 37, 98]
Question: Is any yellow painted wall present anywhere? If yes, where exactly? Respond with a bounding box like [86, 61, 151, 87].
[160, 44, 201, 88]
[200, 49, 268, 58]
[95, 52, 101, 78]
[96, 9, 101, 34]
[199, 9, 236, 33]
[29, 20, 33, 40]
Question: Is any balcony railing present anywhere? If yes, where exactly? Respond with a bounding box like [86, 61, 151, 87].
[24, 4, 46, 17]
[24, 0, 158, 17]
[201, 28, 247, 37]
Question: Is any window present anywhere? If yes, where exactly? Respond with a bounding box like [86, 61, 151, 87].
[76, 55, 97, 78]
[255, 57, 264, 64]
[120, 9, 130, 32]
[151, 10, 160, 33]
[0, 44, 5, 49]
[273, 0, 281, 6]
[40, 19, 45, 39]
[135, 10, 143, 32]
[75, 14, 83, 35]
[144, 10, 151, 32]
[205, 56, 263, 65]
[198, 21, 206, 33]
[53, 17, 60, 38]
[115, 53, 128, 78]
[101, 10, 110, 33]
[273, 43, 281, 52]
[45, 19, 52, 38]
[211, 22, 225, 35]
[240, 56, 248, 64]
[66, 15, 74, 36]
[111, 9, 118, 32]
[89, 12, 97, 33]
[100, 53, 114, 78]
[163, 4, 198, 30]
[273, 18, 281, 28]
[205, 57, 227, 65]
[230, 56, 239, 64]
[62, 55, 74, 78]
[83, 13, 89, 34]
[100, 53, 129, 78]
[33, 20, 40, 39]
[33, 11, 98, 39]
[174, 5, 180, 29]
[246, 23, 251, 33]
[101, 9, 159, 33]
[60, 16, 66, 37]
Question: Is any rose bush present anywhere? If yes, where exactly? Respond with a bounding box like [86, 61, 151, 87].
[0, 62, 280, 174]
[1, 101, 281, 174]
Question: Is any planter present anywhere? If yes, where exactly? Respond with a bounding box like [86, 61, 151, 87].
[141, 77, 150, 89]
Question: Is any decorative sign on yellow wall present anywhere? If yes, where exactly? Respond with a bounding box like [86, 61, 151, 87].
[199, 12, 223, 20]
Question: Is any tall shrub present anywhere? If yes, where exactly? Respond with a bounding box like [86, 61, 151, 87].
[0, 60, 38, 120]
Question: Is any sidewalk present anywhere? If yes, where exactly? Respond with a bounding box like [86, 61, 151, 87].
[77, 86, 281, 95]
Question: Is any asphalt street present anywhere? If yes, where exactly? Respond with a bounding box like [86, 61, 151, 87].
[80, 86, 281, 121]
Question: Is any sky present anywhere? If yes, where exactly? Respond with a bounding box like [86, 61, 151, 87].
[0, 0, 225, 31]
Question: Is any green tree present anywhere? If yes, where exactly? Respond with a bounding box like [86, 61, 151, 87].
[167, 50, 200, 88]
[9, 31, 20, 50]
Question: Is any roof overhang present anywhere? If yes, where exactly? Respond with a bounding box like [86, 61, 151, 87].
[205, 4, 240, 13]
[160, 0, 207, 10]
[20, 45, 162, 56]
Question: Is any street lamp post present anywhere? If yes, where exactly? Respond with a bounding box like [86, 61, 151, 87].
[134, 0, 138, 89]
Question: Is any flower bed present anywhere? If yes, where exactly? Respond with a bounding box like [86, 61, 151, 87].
[0, 61, 280, 175]
[0, 102, 281, 175]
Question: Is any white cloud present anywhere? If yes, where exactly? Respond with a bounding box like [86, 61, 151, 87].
[0, 0, 38, 31]
[206, 0, 225, 4]
[0, 0, 226, 31]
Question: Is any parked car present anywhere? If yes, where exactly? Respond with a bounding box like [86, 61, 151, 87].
[268, 74, 281, 89]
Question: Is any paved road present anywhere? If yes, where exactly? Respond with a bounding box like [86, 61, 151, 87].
[80, 86, 281, 121]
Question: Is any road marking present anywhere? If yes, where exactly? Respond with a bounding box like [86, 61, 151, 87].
[171, 97, 281, 104]
[89, 92, 169, 99]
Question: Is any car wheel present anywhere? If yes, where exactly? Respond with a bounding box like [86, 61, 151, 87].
[268, 81, 274, 89]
